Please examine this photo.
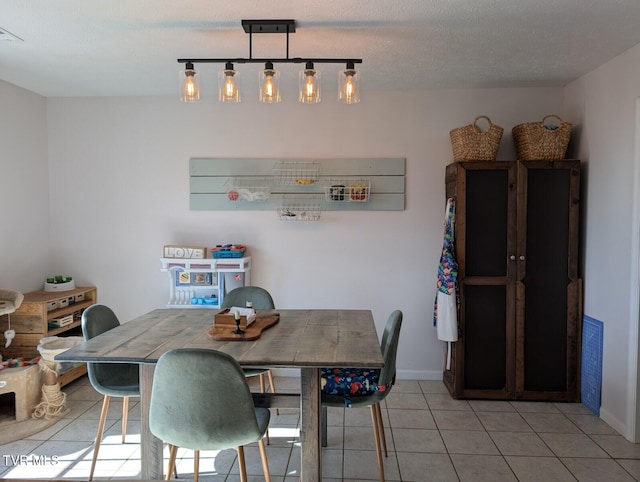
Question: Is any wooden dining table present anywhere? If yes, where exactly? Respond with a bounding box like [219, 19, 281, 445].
[56, 308, 384, 481]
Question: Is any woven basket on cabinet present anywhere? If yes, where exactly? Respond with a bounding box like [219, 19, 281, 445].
[512, 114, 572, 160]
[450, 115, 504, 162]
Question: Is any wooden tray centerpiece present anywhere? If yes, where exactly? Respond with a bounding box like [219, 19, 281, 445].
[207, 308, 279, 341]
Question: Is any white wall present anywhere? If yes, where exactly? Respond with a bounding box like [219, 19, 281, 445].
[43, 88, 563, 380]
[0, 80, 50, 291]
[564, 42, 640, 440]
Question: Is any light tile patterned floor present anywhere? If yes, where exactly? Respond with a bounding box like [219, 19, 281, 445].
[1, 376, 640, 481]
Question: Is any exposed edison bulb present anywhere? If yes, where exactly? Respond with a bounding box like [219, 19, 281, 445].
[218, 62, 240, 103]
[339, 62, 360, 104]
[224, 74, 236, 99]
[299, 62, 320, 103]
[304, 74, 316, 99]
[263, 74, 275, 99]
[343, 74, 356, 101]
[259, 62, 281, 103]
[183, 75, 198, 101]
[179, 62, 200, 102]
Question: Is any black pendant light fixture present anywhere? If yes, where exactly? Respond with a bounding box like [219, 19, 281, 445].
[177, 20, 362, 104]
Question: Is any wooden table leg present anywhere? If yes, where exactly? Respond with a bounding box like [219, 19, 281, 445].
[300, 367, 321, 481]
[140, 363, 163, 480]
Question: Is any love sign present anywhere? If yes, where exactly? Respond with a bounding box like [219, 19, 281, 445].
[163, 245, 207, 259]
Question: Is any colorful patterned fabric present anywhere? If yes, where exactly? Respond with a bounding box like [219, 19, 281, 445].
[0, 356, 40, 370]
[321, 367, 391, 407]
[433, 198, 459, 333]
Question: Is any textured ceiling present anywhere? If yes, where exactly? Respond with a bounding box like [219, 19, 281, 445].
[1, 0, 640, 98]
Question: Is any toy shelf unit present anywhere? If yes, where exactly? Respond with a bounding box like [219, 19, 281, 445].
[160, 257, 251, 309]
[2, 287, 97, 386]
[273, 160, 320, 186]
[324, 178, 371, 203]
[225, 176, 272, 204]
[277, 194, 322, 221]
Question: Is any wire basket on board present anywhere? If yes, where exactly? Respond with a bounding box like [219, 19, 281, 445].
[225, 177, 271, 203]
[277, 194, 322, 221]
[273, 161, 320, 186]
[324, 178, 371, 203]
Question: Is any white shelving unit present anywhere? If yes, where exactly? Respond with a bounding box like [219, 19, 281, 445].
[160, 257, 251, 309]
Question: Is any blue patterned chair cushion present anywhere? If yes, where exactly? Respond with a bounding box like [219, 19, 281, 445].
[321, 367, 392, 407]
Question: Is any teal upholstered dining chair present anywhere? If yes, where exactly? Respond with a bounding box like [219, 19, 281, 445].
[221, 286, 278, 404]
[81, 304, 140, 481]
[149, 348, 271, 482]
[321, 310, 403, 482]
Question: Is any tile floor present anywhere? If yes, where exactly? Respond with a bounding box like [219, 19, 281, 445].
[2, 375, 640, 481]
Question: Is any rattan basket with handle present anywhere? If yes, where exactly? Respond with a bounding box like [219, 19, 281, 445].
[450, 115, 504, 162]
[512, 114, 572, 160]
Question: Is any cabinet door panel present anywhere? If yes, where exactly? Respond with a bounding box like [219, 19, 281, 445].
[463, 284, 508, 390]
[521, 166, 571, 392]
[465, 170, 510, 277]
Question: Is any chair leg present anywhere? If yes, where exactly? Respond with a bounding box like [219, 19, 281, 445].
[166, 444, 178, 481]
[193, 450, 199, 482]
[236, 446, 247, 482]
[89, 395, 111, 481]
[266, 369, 275, 393]
[258, 437, 271, 482]
[370, 405, 385, 482]
[266, 370, 279, 415]
[121, 396, 129, 444]
[259, 372, 270, 444]
[257, 374, 272, 443]
[374, 402, 388, 456]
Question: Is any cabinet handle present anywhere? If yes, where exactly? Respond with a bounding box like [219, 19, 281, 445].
[509, 255, 516, 261]
[519, 255, 525, 261]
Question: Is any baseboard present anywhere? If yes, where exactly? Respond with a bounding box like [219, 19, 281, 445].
[397, 369, 443, 381]
[599, 406, 628, 439]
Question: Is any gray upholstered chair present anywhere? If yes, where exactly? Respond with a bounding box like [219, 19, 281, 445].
[149, 348, 271, 482]
[321, 310, 403, 482]
[81, 304, 140, 481]
[221, 286, 277, 402]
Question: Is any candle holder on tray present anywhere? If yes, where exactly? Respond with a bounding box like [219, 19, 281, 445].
[232, 310, 245, 335]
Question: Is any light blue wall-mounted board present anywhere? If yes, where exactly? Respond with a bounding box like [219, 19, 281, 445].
[189, 158, 405, 211]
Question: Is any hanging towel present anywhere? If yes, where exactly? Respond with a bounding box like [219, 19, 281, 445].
[433, 198, 459, 368]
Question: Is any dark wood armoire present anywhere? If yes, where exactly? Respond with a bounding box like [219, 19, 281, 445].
[443, 160, 582, 401]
